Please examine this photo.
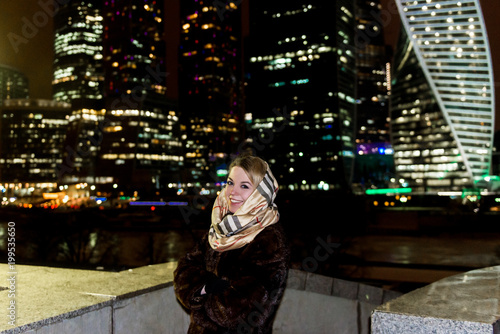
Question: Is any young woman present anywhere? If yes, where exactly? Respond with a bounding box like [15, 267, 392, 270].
[174, 155, 290, 334]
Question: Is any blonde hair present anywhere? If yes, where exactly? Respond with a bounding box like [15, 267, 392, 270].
[228, 155, 267, 186]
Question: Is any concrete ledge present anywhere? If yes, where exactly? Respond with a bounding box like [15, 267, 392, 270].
[285, 269, 401, 306]
[275, 270, 402, 334]
[0, 262, 186, 333]
[0, 263, 399, 333]
[371, 265, 500, 334]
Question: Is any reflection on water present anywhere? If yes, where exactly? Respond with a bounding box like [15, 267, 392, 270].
[0, 191, 372, 274]
[109, 229, 197, 267]
[0, 207, 209, 271]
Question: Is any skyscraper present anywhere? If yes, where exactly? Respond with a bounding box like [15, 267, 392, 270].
[97, 0, 183, 195]
[51, 1, 183, 195]
[353, 0, 394, 190]
[0, 99, 71, 196]
[58, 107, 106, 185]
[52, 0, 104, 109]
[52, 1, 106, 186]
[102, 0, 167, 101]
[391, 0, 495, 192]
[246, 0, 357, 192]
[178, 1, 244, 186]
[0, 64, 29, 105]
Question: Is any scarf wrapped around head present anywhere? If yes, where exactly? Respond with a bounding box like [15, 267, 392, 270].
[209, 164, 280, 252]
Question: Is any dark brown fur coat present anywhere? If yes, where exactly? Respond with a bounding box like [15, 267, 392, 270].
[174, 223, 290, 334]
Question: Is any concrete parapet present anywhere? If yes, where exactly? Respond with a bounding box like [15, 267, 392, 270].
[371, 265, 500, 334]
[0, 263, 399, 333]
[275, 270, 402, 334]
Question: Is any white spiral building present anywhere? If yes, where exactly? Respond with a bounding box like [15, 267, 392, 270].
[390, 0, 495, 192]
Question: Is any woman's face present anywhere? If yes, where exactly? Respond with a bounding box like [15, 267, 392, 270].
[226, 166, 255, 213]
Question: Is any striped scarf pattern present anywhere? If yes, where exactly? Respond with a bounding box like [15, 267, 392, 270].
[208, 166, 280, 252]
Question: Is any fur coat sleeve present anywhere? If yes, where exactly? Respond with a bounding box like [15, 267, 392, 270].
[174, 223, 290, 334]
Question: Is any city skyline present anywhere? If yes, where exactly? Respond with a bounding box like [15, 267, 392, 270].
[1, 0, 499, 131]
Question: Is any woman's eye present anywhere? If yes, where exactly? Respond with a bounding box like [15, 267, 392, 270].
[241, 185, 249, 189]
[227, 180, 233, 186]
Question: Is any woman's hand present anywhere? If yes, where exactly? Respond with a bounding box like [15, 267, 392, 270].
[204, 278, 230, 294]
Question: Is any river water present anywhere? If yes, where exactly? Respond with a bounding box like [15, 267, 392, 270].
[2, 192, 499, 294]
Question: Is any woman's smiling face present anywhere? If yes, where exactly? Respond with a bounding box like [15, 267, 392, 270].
[226, 166, 255, 213]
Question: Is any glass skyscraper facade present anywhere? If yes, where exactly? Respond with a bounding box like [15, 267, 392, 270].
[355, 0, 391, 146]
[51, 0, 183, 195]
[0, 65, 29, 105]
[52, 1, 106, 186]
[53, 0, 104, 109]
[102, 0, 167, 100]
[353, 0, 394, 191]
[178, 1, 244, 186]
[97, 0, 183, 194]
[0, 99, 71, 196]
[246, 0, 357, 191]
[391, 0, 495, 193]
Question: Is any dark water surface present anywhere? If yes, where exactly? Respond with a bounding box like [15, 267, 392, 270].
[2, 192, 500, 293]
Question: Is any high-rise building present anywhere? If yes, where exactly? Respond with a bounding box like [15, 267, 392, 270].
[51, 1, 184, 195]
[97, 0, 183, 195]
[353, 0, 394, 190]
[58, 107, 107, 186]
[246, 0, 357, 192]
[355, 0, 390, 145]
[0, 99, 71, 196]
[391, 0, 495, 193]
[102, 0, 167, 101]
[52, 1, 106, 187]
[178, 1, 244, 186]
[52, 0, 104, 109]
[0, 65, 29, 105]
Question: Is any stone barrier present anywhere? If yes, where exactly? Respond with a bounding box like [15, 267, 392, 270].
[371, 266, 500, 334]
[0, 263, 400, 333]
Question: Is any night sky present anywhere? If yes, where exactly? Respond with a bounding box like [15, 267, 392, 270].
[0, 0, 499, 130]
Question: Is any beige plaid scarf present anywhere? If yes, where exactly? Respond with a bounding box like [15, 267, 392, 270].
[208, 166, 280, 252]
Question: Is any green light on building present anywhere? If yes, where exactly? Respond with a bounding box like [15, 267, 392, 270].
[365, 188, 412, 195]
[216, 169, 228, 177]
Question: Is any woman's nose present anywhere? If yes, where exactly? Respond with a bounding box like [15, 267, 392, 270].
[229, 186, 237, 196]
